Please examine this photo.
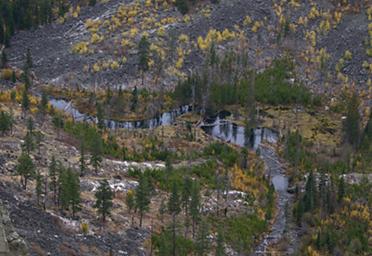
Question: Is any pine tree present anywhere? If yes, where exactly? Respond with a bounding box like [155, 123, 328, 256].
[344, 92, 360, 147]
[175, 0, 189, 14]
[52, 113, 64, 138]
[79, 140, 86, 177]
[38, 91, 48, 117]
[181, 176, 192, 236]
[337, 175, 345, 204]
[215, 225, 225, 256]
[1, 50, 7, 68]
[35, 171, 44, 206]
[0, 18, 4, 45]
[303, 170, 317, 212]
[131, 86, 138, 112]
[195, 219, 210, 256]
[27, 117, 34, 134]
[26, 48, 33, 69]
[168, 181, 181, 256]
[125, 189, 135, 213]
[21, 89, 30, 113]
[138, 35, 150, 85]
[90, 134, 103, 174]
[96, 102, 105, 130]
[190, 181, 201, 238]
[16, 152, 36, 189]
[159, 199, 166, 223]
[59, 168, 81, 217]
[295, 199, 304, 226]
[135, 175, 151, 227]
[11, 70, 16, 83]
[49, 156, 59, 205]
[0, 111, 13, 135]
[94, 179, 113, 222]
[22, 132, 34, 154]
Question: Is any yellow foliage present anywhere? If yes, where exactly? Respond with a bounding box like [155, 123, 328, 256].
[121, 38, 130, 48]
[367, 7, 372, 20]
[157, 27, 166, 37]
[251, 21, 262, 33]
[178, 34, 189, 44]
[110, 61, 120, 70]
[85, 18, 101, 33]
[72, 6, 80, 18]
[306, 246, 321, 256]
[90, 33, 103, 44]
[1, 69, 13, 80]
[319, 19, 331, 34]
[230, 165, 264, 198]
[308, 5, 320, 20]
[93, 63, 100, 73]
[334, 11, 342, 25]
[129, 28, 138, 37]
[243, 15, 252, 26]
[148, 59, 155, 69]
[344, 50, 352, 60]
[72, 42, 89, 54]
[183, 15, 191, 23]
[305, 30, 317, 47]
[289, 0, 301, 8]
[297, 16, 308, 27]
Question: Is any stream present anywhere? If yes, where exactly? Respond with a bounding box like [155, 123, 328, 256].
[49, 98, 191, 129]
[200, 112, 298, 255]
[49, 98, 297, 255]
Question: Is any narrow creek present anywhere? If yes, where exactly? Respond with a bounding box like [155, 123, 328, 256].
[49, 98, 192, 129]
[200, 112, 298, 255]
[49, 98, 298, 254]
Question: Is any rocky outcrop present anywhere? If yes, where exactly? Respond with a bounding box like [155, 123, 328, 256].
[0, 200, 28, 256]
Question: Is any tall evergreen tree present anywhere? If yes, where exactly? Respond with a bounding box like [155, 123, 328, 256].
[79, 140, 86, 177]
[16, 152, 36, 189]
[303, 170, 317, 212]
[338, 175, 345, 204]
[181, 176, 192, 236]
[90, 134, 102, 174]
[135, 175, 151, 227]
[35, 171, 44, 206]
[96, 102, 105, 130]
[195, 219, 210, 256]
[94, 179, 113, 222]
[215, 225, 225, 256]
[168, 181, 181, 256]
[21, 89, 30, 113]
[344, 92, 360, 147]
[38, 91, 48, 118]
[125, 189, 135, 214]
[1, 50, 7, 68]
[26, 48, 33, 69]
[49, 156, 59, 205]
[138, 35, 150, 85]
[131, 86, 138, 112]
[0, 111, 13, 135]
[175, 0, 189, 14]
[59, 168, 81, 217]
[22, 132, 34, 154]
[190, 181, 201, 238]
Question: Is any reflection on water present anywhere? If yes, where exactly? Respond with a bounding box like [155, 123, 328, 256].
[201, 112, 278, 149]
[49, 98, 192, 129]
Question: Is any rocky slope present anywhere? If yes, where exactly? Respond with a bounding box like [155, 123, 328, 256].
[5, 0, 371, 94]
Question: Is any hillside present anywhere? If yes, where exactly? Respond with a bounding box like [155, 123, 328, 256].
[0, 0, 371, 256]
[5, 0, 372, 94]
